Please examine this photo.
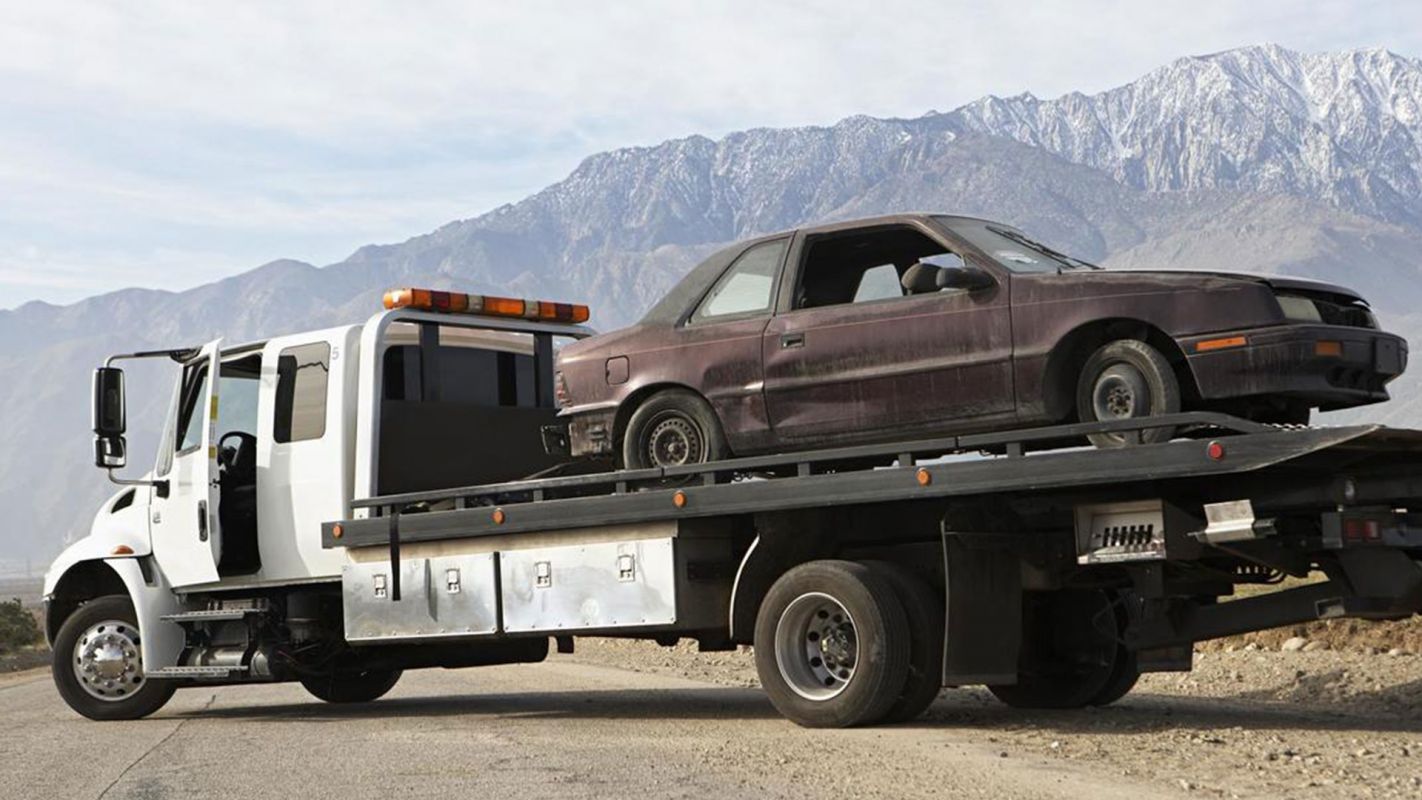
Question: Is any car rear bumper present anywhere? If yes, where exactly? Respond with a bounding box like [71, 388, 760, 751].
[557, 407, 617, 458]
[1183, 325, 1408, 410]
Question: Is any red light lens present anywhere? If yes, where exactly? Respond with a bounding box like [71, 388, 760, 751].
[1206, 441, 1226, 461]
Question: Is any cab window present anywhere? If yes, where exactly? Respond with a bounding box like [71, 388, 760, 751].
[175, 364, 209, 454]
[690, 238, 787, 322]
[274, 342, 330, 443]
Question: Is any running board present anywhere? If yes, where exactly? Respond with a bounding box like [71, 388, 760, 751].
[160, 608, 263, 623]
[147, 665, 250, 679]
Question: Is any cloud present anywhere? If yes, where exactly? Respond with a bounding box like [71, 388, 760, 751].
[0, 0, 1419, 307]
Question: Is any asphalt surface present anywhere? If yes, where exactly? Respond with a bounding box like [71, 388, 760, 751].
[0, 657, 1179, 800]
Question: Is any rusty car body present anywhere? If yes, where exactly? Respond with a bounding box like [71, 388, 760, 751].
[554, 213, 1408, 467]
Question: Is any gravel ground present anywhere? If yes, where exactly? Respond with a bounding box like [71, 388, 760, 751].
[570, 638, 1422, 799]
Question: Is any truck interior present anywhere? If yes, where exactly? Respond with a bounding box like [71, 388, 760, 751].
[215, 352, 262, 575]
[376, 321, 564, 496]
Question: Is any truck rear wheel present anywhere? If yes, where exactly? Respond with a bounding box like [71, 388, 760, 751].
[51, 594, 177, 721]
[754, 560, 910, 728]
[863, 561, 945, 723]
[301, 668, 403, 703]
[987, 589, 1120, 710]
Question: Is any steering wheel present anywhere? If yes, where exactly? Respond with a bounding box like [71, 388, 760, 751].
[217, 432, 257, 477]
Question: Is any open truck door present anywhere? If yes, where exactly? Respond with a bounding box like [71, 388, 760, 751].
[150, 339, 223, 587]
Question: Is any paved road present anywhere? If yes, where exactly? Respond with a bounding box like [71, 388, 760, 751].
[0, 657, 1177, 800]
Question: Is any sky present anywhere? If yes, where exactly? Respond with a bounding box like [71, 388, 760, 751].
[2, 0, 1421, 308]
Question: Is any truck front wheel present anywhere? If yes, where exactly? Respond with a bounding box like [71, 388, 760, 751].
[754, 560, 910, 728]
[301, 668, 403, 703]
[52, 594, 177, 721]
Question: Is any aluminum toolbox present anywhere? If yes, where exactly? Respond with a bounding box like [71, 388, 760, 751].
[343, 552, 499, 642]
[500, 537, 679, 632]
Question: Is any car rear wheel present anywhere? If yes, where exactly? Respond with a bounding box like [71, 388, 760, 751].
[1076, 339, 1181, 447]
[622, 389, 728, 470]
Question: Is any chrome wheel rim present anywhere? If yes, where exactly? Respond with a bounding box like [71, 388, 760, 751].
[72, 619, 144, 702]
[1092, 364, 1150, 420]
[646, 414, 704, 467]
[774, 592, 859, 701]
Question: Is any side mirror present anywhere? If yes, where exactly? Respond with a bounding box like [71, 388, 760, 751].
[936, 265, 996, 292]
[92, 367, 127, 469]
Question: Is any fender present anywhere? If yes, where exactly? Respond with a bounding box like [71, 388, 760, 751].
[44, 557, 187, 671]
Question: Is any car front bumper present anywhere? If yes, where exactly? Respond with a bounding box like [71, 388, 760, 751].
[1183, 324, 1408, 410]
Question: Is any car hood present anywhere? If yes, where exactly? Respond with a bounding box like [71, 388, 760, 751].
[1101, 269, 1366, 303]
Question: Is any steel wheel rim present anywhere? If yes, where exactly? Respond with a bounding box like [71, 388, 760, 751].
[646, 414, 704, 467]
[72, 619, 144, 702]
[774, 592, 859, 701]
[1092, 363, 1150, 421]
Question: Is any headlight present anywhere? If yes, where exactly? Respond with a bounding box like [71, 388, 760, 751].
[1276, 294, 1322, 323]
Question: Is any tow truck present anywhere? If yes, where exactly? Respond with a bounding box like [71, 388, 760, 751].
[44, 287, 1422, 727]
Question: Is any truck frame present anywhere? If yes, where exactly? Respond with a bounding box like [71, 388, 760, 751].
[44, 289, 1422, 727]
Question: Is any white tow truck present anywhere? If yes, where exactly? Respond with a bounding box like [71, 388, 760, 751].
[44, 288, 1422, 727]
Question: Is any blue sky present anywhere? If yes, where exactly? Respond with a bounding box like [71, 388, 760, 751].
[2, 0, 1421, 308]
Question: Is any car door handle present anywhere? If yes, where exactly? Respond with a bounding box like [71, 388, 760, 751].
[781, 333, 805, 349]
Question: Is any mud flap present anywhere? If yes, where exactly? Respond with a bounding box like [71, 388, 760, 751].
[941, 531, 1022, 685]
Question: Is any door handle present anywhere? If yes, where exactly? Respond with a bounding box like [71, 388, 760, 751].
[781, 333, 805, 349]
[197, 500, 208, 542]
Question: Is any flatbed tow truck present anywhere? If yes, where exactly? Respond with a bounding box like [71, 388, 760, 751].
[44, 288, 1422, 727]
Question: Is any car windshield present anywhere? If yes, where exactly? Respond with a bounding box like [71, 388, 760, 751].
[933, 217, 1099, 273]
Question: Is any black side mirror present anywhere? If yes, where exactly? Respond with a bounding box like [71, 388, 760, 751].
[92, 367, 127, 469]
[936, 265, 996, 292]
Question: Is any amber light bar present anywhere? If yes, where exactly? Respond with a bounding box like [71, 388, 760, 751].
[383, 288, 590, 324]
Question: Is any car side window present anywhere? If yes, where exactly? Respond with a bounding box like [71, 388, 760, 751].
[690, 239, 787, 322]
[852, 264, 904, 303]
[795, 227, 961, 310]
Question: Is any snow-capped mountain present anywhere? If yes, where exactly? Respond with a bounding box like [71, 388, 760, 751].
[5, 44, 1422, 566]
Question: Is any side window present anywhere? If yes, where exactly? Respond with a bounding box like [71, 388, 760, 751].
[852, 264, 904, 303]
[274, 343, 330, 443]
[796, 227, 957, 310]
[175, 364, 209, 454]
[690, 238, 787, 322]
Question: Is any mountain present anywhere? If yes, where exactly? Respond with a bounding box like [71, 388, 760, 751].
[4, 43, 1422, 568]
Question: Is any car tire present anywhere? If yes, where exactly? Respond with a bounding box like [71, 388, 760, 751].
[754, 560, 911, 728]
[1076, 339, 1181, 447]
[622, 389, 728, 470]
[863, 561, 945, 724]
[300, 669, 403, 703]
[51, 594, 177, 721]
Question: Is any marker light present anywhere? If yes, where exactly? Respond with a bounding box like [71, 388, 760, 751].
[1206, 441, 1226, 461]
[1196, 336, 1248, 353]
[1316, 340, 1343, 357]
[383, 288, 590, 324]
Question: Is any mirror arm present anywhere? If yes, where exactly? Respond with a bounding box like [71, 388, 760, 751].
[106, 469, 167, 494]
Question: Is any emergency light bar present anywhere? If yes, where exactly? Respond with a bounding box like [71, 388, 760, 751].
[383, 288, 590, 324]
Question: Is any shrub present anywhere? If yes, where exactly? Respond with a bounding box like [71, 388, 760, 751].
[0, 598, 41, 653]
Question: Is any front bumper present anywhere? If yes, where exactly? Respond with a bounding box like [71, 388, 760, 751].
[1183, 324, 1408, 410]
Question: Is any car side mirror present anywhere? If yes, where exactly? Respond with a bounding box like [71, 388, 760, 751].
[92, 366, 127, 470]
[936, 265, 996, 292]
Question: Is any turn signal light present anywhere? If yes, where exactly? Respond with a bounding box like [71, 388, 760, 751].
[1316, 340, 1343, 357]
[1196, 336, 1247, 353]
[383, 288, 590, 324]
[109, 545, 135, 556]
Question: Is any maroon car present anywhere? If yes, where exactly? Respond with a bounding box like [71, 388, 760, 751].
[555, 214, 1408, 468]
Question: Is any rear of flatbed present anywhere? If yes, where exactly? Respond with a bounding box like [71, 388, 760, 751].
[321, 412, 1422, 726]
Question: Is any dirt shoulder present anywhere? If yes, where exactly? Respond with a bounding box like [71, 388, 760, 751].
[569, 638, 1422, 800]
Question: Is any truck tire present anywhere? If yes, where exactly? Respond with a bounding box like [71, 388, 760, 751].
[51, 594, 177, 721]
[987, 590, 1120, 710]
[1076, 339, 1181, 447]
[1087, 597, 1141, 706]
[863, 561, 945, 723]
[622, 389, 728, 470]
[754, 560, 911, 728]
[301, 669, 403, 703]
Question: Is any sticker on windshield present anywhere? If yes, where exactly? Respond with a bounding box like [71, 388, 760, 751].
[996, 250, 1039, 265]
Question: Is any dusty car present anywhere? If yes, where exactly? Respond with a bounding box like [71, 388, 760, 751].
[554, 213, 1408, 467]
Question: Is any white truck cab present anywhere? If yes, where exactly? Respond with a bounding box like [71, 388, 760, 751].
[44, 289, 591, 719]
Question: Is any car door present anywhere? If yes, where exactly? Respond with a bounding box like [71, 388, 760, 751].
[761, 227, 1015, 444]
[149, 339, 223, 587]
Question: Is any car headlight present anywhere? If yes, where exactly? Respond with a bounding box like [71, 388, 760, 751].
[1276, 294, 1322, 323]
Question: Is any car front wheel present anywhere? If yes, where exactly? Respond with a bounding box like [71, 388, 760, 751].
[1076, 339, 1181, 447]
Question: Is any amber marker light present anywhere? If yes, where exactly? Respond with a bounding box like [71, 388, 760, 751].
[916, 468, 932, 486]
[492, 508, 506, 525]
[1316, 340, 1343, 357]
[673, 490, 688, 508]
[1195, 336, 1248, 353]
[331, 524, 343, 540]
[110, 545, 135, 556]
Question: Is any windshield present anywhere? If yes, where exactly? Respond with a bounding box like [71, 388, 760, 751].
[933, 217, 1099, 273]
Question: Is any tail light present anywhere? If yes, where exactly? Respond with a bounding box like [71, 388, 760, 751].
[554, 371, 570, 408]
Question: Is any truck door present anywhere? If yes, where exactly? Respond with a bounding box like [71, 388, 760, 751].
[150, 340, 223, 587]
